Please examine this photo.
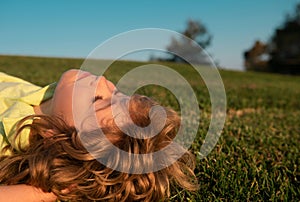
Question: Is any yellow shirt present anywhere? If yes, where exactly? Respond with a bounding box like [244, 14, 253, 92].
[0, 72, 56, 153]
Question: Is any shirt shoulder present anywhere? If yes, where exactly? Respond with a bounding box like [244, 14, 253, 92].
[0, 72, 56, 154]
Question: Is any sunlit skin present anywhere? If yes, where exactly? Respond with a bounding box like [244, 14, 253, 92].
[34, 69, 123, 129]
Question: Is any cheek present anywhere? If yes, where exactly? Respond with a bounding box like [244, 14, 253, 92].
[52, 86, 75, 126]
[96, 108, 114, 127]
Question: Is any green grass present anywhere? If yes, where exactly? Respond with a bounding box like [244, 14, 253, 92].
[0, 55, 299, 201]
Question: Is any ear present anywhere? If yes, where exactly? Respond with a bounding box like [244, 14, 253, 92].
[61, 184, 77, 194]
[42, 129, 56, 138]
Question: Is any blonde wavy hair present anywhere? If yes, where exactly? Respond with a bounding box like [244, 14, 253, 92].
[0, 94, 198, 201]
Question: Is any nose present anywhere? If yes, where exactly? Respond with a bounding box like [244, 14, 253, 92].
[97, 76, 116, 99]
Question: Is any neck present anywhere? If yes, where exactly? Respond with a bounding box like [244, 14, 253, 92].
[33, 98, 53, 115]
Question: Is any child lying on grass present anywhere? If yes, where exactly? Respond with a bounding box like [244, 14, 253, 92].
[0, 69, 198, 201]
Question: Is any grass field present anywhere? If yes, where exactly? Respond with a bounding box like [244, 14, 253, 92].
[0, 55, 299, 201]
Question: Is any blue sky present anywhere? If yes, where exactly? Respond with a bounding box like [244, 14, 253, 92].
[0, 0, 299, 70]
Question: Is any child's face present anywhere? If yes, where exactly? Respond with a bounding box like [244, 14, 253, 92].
[51, 69, 124, 129]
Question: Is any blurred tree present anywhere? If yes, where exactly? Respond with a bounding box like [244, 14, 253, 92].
[269, 3, 300, 74]
[244, 40, 269, 72]
[152, 19, 213, 64]
[244, 3, 300, 74]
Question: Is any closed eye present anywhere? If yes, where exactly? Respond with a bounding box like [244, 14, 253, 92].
[93, 95, 103, 103]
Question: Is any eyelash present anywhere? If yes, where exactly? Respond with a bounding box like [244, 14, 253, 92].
[93, 95, 103, 102]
